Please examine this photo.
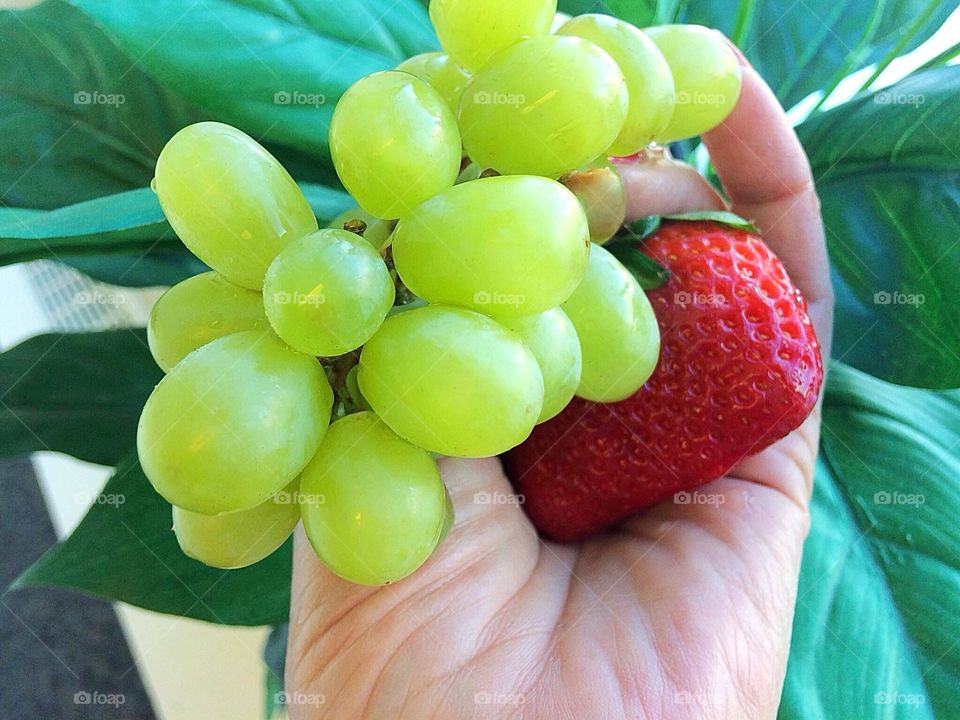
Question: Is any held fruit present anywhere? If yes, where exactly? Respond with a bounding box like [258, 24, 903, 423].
[138, 331, 333, 515]
[501, 308, 583, 423]
[396, 52, 472, 114]
[172, 478, 301, 570]
[392, 175, 590, 317]
[300, 412, 448, 585]
[147, 271, 270, 372]
[429, 0, 557, 71]
[330, 71, 461, 218]
[557, 14, 675, 154]
[506, 220, 823, 542]
[459, 35, 628, 178]
[153, 122, 317, 289]
[359, 305, 544, 457]
[562, 243, 661, 402]
[263, 229, 395, 357]
[645, 25, 742, 143]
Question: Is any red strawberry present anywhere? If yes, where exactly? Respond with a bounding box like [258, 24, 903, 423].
[505, 219, 823, 543]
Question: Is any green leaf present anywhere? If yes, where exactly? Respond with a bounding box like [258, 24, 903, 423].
[0, 0, 202, 209]
[797, 66, 960, 389]
[605, 237, 670, 290]
[0, 184, 352, 272]
[14, 454, 292, 626]
[664, 210, 757, 233]
[673, 0, 955, 111]
[69, 0, 438, 162]
[62, 250, 209, 288]
[781, 362, 960, 718]
[0, 330, 160, 466]
[558, 0, 613, 16]
[604, 0, 673, 25]
[263, 623, 288, 719]
[0, 189, 172, 265]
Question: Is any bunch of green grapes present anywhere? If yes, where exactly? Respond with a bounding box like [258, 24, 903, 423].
[138, 1, 741, 584]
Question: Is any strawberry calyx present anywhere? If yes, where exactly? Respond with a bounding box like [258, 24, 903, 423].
[607, 210, 759, 290]
[662, 210, 758, 233]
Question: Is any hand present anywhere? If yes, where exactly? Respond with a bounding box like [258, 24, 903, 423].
[286, 52, 834, 720]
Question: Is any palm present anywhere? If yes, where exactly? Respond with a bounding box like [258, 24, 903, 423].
[287, 415, 817, 719]
[287, 60, 834, 720]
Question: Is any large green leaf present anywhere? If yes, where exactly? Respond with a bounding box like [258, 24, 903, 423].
[0, 189, 172, 264]
[0, 183, 352, 272]
[676, 0, 955, 111]
[0, 0, 343, 212]
[69, 0, 437, 162]
[797, 66, 960, 389]
[781, 362, 960, 718]
[13, 454, 292, 626]
[0, 0, 201, 209]
[61, 250, 209, 288]
[0, 331, 160, 466]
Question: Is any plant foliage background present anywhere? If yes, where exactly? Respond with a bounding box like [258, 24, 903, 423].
[1, 0, 959, 717]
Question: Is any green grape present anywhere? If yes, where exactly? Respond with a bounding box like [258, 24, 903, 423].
[262, 229, 395, 357]
[359, 305, 544, 457]
[459, 36, 628, 178]
[138, 331, 333, 514]
[645, 25, 742, 143]
[147, 271, 270, 372]
[562, 244, 660, 402]
[172, 478, 300, 569]
[330, 71, 461, 219]
[392, 176, 589, 317]
[396, 52, 471, 114]
[558, 15, 675, 154]
[550, 11, 572, 33]
[429, 0, 556, 71]
[501, 308, 582, 423]
[299, 412, 447, 586]
[560, 162, 627, 244]
[438, 486, 455, 543]
[154, 122, 318, 290]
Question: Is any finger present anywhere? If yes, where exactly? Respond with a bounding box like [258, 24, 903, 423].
[616, 154, 726, 220]
[289, 457, 538, 604]
[702, 52, 834, 357]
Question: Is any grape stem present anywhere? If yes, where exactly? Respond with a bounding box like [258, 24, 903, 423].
[321, 350, 363, 418]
